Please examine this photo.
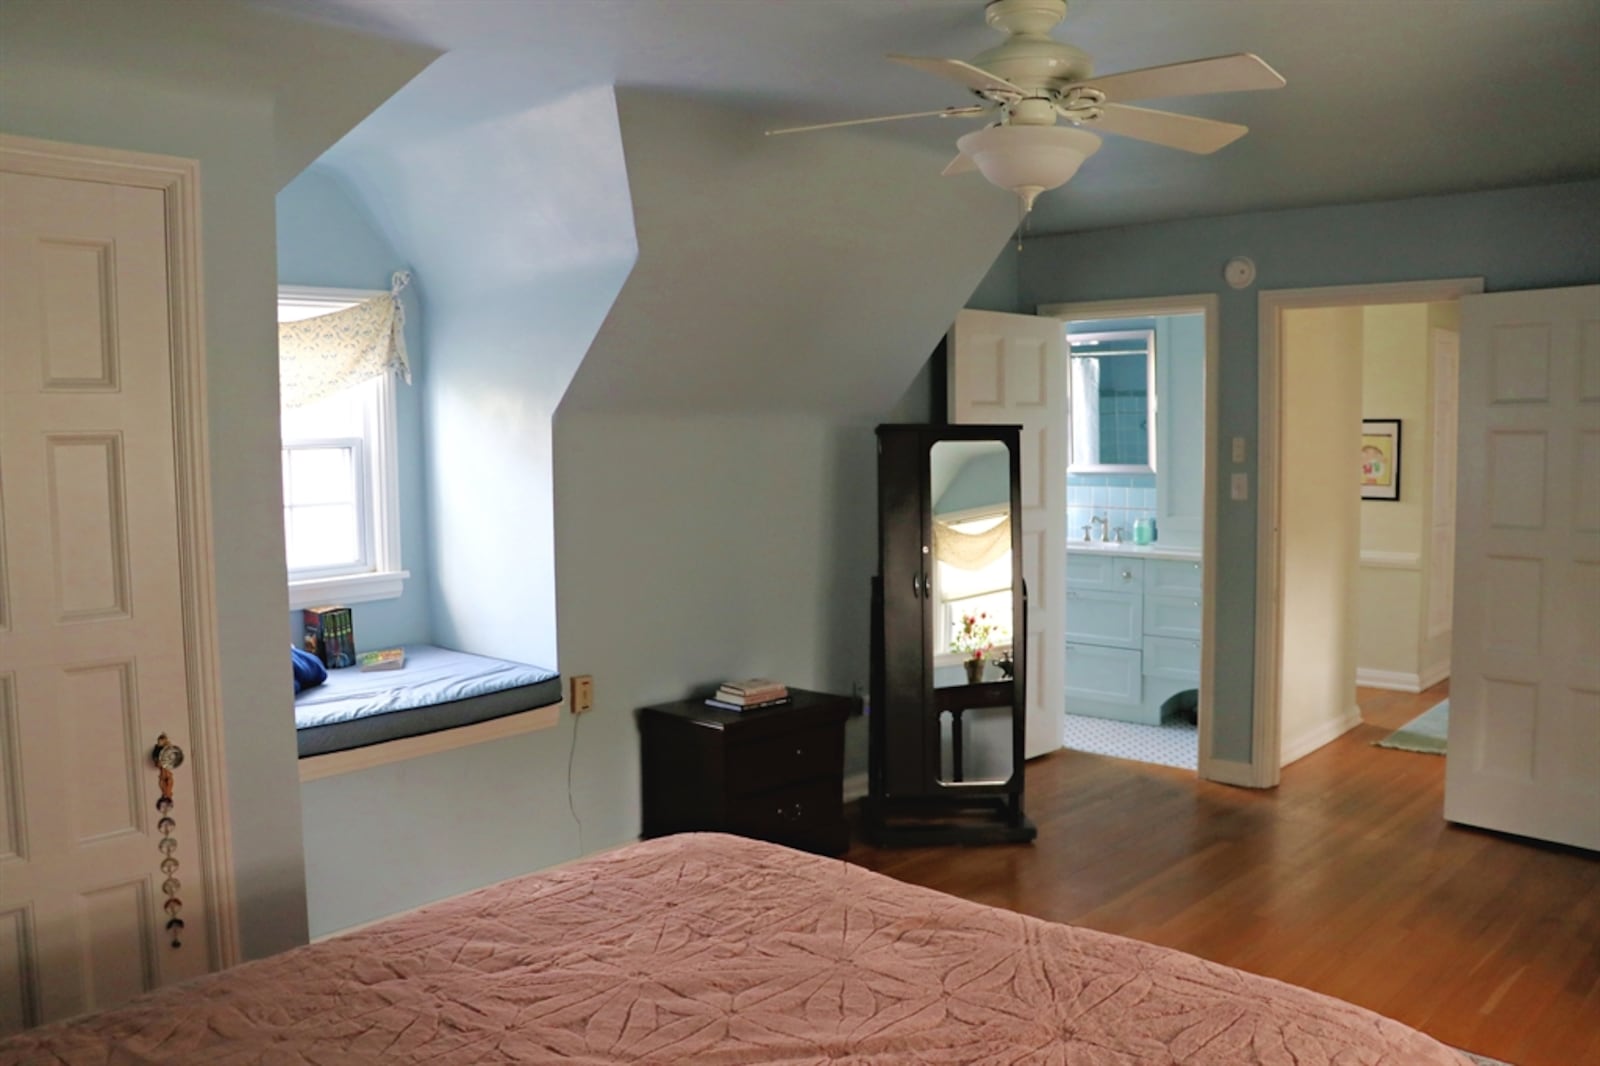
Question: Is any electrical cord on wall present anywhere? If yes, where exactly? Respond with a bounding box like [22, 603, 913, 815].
[566, 709, 585, 857]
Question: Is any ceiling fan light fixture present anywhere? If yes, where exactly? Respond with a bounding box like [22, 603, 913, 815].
[956, 124, 1101, 211]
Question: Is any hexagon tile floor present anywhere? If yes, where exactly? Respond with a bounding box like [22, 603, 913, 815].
[1063, 713, 1198, 770]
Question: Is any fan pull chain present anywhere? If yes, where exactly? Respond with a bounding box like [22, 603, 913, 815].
[151, 734, 185, 948]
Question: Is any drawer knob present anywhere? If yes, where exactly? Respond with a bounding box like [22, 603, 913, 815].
[1120, 569, 1133, 581]
[795, 747, 804, 757]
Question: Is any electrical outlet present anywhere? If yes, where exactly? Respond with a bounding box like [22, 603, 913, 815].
[570, 675, 594, 715]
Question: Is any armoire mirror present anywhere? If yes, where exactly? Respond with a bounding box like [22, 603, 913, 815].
[865, 424, 1034, 846]
[1068, 328, 1156, 473]
[929, 440, 1014, 787]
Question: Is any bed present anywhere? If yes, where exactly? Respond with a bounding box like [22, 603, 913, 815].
[293, 643, 560, 757]
[5, 832, 1473, 1064]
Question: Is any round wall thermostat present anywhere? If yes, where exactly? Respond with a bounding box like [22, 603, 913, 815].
[1224, 256, 1257, 289]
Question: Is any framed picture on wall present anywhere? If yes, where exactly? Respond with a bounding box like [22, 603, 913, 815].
[1360, 419, 1402, 501]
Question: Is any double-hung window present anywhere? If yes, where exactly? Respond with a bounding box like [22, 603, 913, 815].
[934, 512, 1015, 652]
[278, 286, 407, 608]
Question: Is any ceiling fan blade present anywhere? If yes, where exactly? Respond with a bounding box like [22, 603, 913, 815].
[886, 54, 1026, 99]
[941, 152, 977, 177]
[765, 104, 990, 136]
[1080, 53, 1285, 104]
[1077, 103, 1248, 154]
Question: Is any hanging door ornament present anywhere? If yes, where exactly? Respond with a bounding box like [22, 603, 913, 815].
[150, 734, 185, 948]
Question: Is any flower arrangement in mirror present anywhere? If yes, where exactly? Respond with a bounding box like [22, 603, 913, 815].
[952, 612, 995, 683]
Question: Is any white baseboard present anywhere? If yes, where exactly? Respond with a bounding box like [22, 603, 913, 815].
[1356, 667, 1423, 692]
[1418, 659, 1450, 691]
[1281, 706, 1363, 767]
[842, 771, 869, 802]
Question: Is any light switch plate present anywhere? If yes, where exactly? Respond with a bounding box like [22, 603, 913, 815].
[1231, 472, 1249, 501]
[1231, 436, 1247, 463]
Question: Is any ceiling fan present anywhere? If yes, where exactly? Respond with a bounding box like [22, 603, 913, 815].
[768, 0, 1285, 213]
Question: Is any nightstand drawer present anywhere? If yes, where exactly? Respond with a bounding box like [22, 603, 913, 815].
[729, 776, 846, 853]
[727, 722, 843, 795]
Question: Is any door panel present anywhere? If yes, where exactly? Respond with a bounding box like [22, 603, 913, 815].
[950, 310, 1066, 758]
[1447, 285, 1600, 850]
[0, 169, 212, 1030]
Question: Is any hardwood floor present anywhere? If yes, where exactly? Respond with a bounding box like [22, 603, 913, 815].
[845, 683, 1600, 1066]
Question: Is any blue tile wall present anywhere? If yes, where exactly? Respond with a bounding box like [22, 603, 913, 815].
[1067, 472, 1157, 542]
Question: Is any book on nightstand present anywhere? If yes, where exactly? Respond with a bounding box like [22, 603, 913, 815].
[707, 678, 791, 711]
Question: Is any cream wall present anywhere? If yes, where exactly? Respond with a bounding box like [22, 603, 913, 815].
[1280, 306, 1365, 764]
[1356, 301, 1455, 690]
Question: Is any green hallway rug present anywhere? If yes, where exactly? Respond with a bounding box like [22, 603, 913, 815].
[1375, 699, 1448, 754]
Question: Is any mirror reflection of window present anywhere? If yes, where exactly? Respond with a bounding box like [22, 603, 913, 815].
[1068, 329, 1156, 473]
[928, 441, 1013, 661]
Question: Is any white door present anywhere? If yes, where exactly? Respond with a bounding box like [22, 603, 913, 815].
[0, 168, 213, 1030]
[950, 310, 1066, 759]
[1446, 285, 1600, 850]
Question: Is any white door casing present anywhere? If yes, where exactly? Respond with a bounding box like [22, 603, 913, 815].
[1038, 295, 1223, 782]
[1446, 285, 1600, 850]
[0, 136, 233, 1032]
[949, 310, 1065, 759]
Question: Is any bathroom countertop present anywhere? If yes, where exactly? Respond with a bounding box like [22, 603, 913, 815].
[1066, 541, 1202, 562]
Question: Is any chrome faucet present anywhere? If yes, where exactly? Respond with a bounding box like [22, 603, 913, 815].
[1091, 515, 1109, 542]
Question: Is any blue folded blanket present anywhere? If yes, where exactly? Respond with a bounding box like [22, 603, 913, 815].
[292, 644, 327, 694]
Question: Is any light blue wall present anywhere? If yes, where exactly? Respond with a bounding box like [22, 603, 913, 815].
[328, 83, 638, 672]
[934, 453, 1010, 515]
[0, 4, 431, 958]
[276, 167, 433, 651]
[292, 85, 637, 936]
[1022, 179, 1600, 763]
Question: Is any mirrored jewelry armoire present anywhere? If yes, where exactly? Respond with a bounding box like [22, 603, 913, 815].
[863, 423, 1036, 845]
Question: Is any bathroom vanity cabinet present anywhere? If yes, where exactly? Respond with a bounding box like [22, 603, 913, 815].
[1064, 547, 1202, 724]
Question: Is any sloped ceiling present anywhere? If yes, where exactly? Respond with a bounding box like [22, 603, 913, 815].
[561, 90, 1018, 415]
[252, 0, 1599, 234]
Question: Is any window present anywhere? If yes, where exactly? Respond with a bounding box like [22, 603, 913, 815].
[935, 513, 1014, 652]
[279, 287, 407, 608]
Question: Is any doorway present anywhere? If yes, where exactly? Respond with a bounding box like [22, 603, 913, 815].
[1256, 279, 1481, 783]
[1041, 295, 1219, 775]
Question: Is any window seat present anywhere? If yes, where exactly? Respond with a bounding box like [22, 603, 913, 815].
[294, 644, 561, 760]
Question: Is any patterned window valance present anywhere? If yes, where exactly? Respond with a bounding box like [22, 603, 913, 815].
[933, 515, 1012, 571]
[279, 271, 412, 409]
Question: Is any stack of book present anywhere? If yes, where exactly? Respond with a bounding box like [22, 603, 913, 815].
[706, 678, 791, 712]
[302, 606, 356, 669]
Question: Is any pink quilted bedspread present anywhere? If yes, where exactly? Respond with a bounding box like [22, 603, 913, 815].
[7, 833, 1468, 1064]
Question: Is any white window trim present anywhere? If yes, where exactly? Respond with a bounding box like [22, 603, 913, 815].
[280, 285, 408, 610]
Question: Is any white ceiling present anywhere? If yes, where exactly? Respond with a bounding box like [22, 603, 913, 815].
[254, 0, 1600, 234]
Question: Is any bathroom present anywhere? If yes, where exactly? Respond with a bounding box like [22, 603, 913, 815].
[1062, 311, 1206, 770]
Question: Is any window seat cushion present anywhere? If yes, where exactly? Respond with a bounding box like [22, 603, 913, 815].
[293, 643, 560, 758]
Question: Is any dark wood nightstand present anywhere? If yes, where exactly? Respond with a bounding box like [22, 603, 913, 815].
[637, 689, 854, 856]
